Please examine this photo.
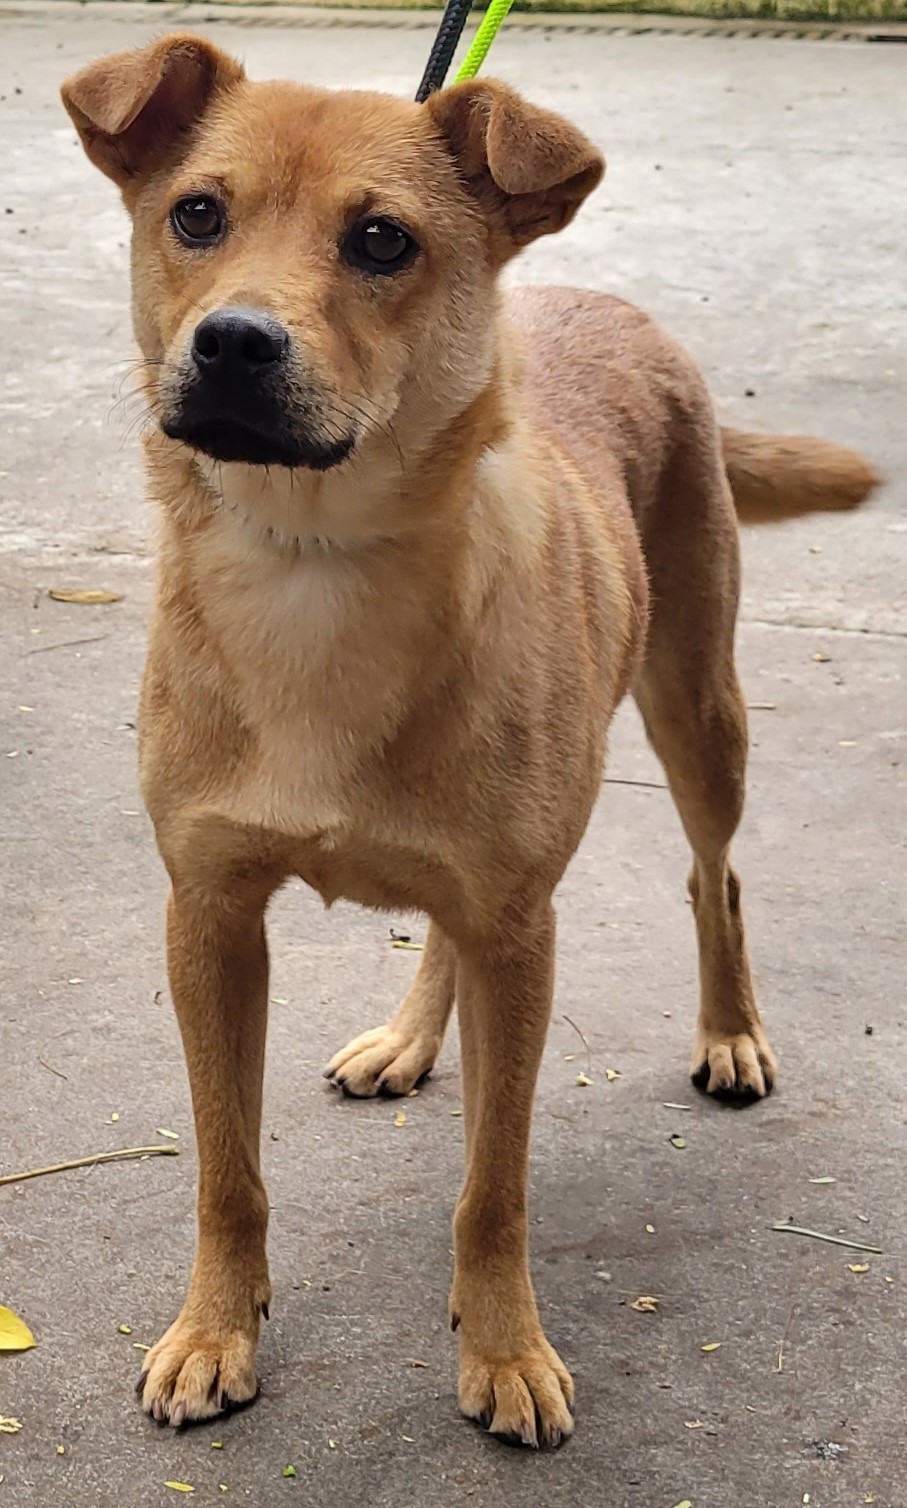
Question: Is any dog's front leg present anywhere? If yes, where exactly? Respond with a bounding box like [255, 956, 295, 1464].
[138, 879, 274, 1426]
[450, 903, 574, 1450]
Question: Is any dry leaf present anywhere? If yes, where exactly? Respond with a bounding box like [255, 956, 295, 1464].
[631, 1295, 659, 1313]
[605, 1068, 621, 1082]
[700, 1342, 721, 1353]
[164, 1485, 195, 1495]
[133, 1343, 151, 1352]
[392, 940, 423, 951]
[156, 1128, 180, 1140]
[672, 1501, 693, 1508]
[393, 1112, 407, 1128]
[117, 1323, 132, 1335]
[808, 1177, 835, 1184]
[0, 1417, 23, 1434]
[684, 1420, 704, 1430]
[575, 1073, 593, 1088]
[646, 1224, 655, 1234]
[848, 1263, 870, 1274]
[670, 1135, 687, 1150]
[0, 1306, 36, 1352]
[811, 651, 831, 663]
[49, 588, 122, 605]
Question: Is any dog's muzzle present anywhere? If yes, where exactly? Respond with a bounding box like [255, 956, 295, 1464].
[161, 305, 355, 471]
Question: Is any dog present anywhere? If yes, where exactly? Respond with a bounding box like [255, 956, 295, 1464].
[61, 34, 877, 1449]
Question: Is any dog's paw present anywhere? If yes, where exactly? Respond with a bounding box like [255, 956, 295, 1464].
[458, 1337, 575, 1450]
[137, 1314, 260, 1427]
[690, 1023, 777, 1101]
[323, 1022, 440, 1098]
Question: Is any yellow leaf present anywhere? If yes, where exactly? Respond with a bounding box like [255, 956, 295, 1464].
[672, 1501, 693, 1508]
[392, 940, 424, 951]
[700, 1342, 721, 1353]
[156, 1128, 180, 1140]
[670, 1136, 687, 1149]
[0, 1306, 36, 1352]
[575, 1073, 593, 1088]
[164, 1485, 195, 1495]
[646, 1224, 655, 1234]
[605, 1068, 621, 1081]
[133, 1342, 151, 1352]
[393, 1112, 407, 1128]
[211, 1441, 224, 1450]
[631, 1295, 659, 1313]
[848, 1263, 870, 1274]
[118, 1323, 132, 1335]
[48, 588, 122, 605]
[0, 1417, 23, 1434]
[56, 1445, 65, 1455]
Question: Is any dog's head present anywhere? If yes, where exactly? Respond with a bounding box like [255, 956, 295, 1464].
[62, 36, 602, 492]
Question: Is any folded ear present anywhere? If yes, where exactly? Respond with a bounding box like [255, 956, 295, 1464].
[426, 80, 604, 260]
[61, 34, 243, 188]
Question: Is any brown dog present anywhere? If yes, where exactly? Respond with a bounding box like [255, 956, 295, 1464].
[62, 35, 876, 1449]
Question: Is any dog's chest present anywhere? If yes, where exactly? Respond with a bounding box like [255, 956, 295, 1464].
[191, 529, 452, 854]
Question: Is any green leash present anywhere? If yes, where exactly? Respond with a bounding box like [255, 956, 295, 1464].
[415, 0, 514, 101]
[455, 0, 516, 83]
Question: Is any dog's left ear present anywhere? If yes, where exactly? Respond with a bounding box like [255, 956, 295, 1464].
[61, 34, 243, 190]
[426, 79, 604, 259]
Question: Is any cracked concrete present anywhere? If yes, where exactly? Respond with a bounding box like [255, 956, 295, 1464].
[1, 13, 904, 1508]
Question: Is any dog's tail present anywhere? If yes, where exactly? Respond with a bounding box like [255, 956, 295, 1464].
[721, 428, 879, 525]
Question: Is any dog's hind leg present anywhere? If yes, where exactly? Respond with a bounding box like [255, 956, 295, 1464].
[324, 921, 456, 1097]
[633, 440, 776, 1101]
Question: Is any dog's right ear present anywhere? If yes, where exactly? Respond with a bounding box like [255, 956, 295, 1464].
[61, 34, 243, 189]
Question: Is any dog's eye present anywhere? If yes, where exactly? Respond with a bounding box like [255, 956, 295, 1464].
[170, 195, 226, 248]
[344, 217, 418, 276]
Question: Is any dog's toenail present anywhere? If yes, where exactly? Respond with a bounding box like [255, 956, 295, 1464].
[261, 1301, 270, 1321]
[171, 1402, 187, 1428]
[152, 1399, 164, 1422]
[135, 1371, 148, 1397]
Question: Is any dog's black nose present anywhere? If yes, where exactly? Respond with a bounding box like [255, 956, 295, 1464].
[192, 306, 289, 374]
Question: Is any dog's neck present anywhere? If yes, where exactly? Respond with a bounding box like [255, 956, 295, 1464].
[147, 351, 529, 564]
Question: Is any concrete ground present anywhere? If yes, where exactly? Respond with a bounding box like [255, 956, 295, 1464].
[1, 9, 904, 1507]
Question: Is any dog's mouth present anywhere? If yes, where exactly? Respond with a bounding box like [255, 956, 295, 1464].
[162, 413, 355, 472]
